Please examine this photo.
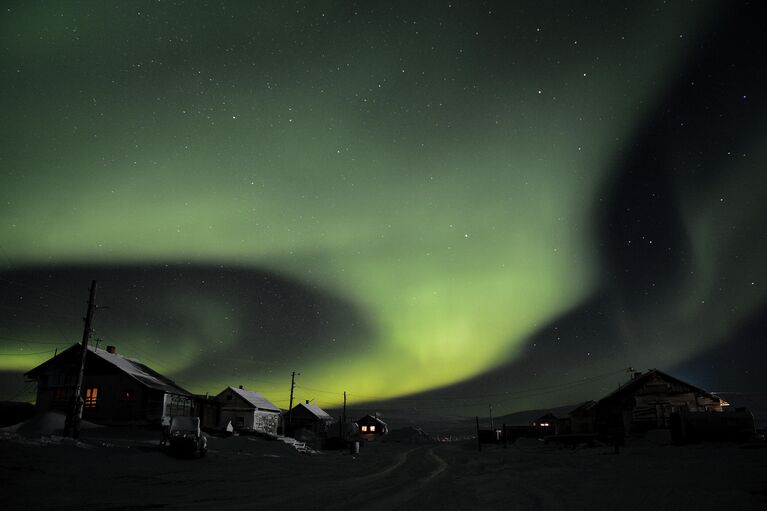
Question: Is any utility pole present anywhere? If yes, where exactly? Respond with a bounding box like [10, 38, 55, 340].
[340, 391, 347, 438]
[64, 280, 98, 439]
[475, 416, 482, 452]
[287, 371, 299, 433]
[489, 404, 494, 430]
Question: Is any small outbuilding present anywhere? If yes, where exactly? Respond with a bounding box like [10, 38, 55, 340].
[568, 400, 597, 434]
[287, 401, 334, 434]
[355, 414, 388, 440]
[215, 385, 282, 435]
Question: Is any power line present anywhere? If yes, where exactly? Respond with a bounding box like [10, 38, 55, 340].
[0, 304, 81, 320]
[0, 349, 57, 356]
[0, 335, 71, 346]
[0, 275, 83, 304]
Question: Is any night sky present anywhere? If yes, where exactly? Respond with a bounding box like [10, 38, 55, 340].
[1, 1, 765, 415]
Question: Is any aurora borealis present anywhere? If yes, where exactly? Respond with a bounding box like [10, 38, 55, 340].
[1, 1, 766, 414]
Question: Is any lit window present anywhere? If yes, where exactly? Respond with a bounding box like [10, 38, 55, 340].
[85, 388, 99, 409]
[370, 425, 376, 432]
[361, 425, 368, 432]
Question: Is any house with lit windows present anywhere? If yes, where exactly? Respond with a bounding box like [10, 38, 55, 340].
[355, 414, 388, 440]
[532, 412, 558, 436]
[25, 343, 194, 425]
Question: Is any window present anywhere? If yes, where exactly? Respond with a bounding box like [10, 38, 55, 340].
[361, 425, 368, 432]
[84, 387, 99, 409]
[370, 425, 376, 432]
[164, 394, 193, 416]
[53, 388, 68, 402]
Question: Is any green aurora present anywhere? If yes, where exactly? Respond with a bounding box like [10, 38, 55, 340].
[2, 2, 765, 410]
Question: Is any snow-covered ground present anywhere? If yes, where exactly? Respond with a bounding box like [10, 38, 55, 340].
[2, 423, 766, 510]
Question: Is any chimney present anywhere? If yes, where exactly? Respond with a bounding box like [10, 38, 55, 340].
[633, 371, 643, 380]
[305, 400, 309, 404]
[239, 385, 244, 389]
[106, 346, 116, 354]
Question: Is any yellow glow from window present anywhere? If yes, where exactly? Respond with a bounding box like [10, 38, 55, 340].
[370, 425, 376, 432]
[361, 425, 367, 432]
[85, 387, 99, 408]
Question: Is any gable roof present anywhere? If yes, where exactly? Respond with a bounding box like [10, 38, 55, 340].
[569, 400, 597, 417]
[26, 344, 191, 396]
[534, 413, 558, 423]
[222, 386, 281, 412]
[355, 414, 387, 426]
[598, 369, 726, 405]
[293, 401, 332, 419]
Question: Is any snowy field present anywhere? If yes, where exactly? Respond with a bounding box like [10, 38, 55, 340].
[3, 425, 767, 510]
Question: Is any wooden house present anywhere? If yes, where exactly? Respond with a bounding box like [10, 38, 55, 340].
[355, 414, 388, 440]
[287, 401, 334, 434]
[531, 412, 557, 436]
[215, 386, 281, 435]
[25, 344, 193, 425]
[568, 400, 597, 434]
[595, 369, 728, 435]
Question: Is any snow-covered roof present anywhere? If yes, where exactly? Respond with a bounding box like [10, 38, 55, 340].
[26, 344, 191, 396]
[295, 401, 332, 419]
[86, 345, 191, 395]
[598, 369, 726, 405]
[224, 386, 281, 412]
[355, 414, 387, 426]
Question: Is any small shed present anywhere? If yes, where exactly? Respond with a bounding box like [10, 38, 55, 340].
[287, 401, 334, 434]
[568, 400, 597, 434]
[193, 394, 222, 430]
[355, 414, 388, 440]
[215, 386, 281, 435]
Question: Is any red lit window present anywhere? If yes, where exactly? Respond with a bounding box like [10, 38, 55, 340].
[84, 387, 99, 409]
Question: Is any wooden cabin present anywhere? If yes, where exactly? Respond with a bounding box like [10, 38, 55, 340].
[25, 344, 193, 425]
[287, 401, 334, 434]
[355, 414, 388, 441]
[531, 412, 557, 436]
[215, 386, 281, 435]
[595, 369, 728, 435]
[557, 401, 597, 435]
